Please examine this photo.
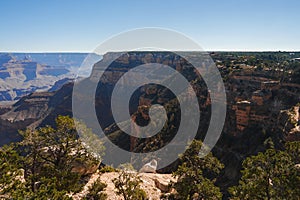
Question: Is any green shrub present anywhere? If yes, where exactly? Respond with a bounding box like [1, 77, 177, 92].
[99, 165, 118, 173]
[84, 176, 107, 200]
[112, 171, 147, 200]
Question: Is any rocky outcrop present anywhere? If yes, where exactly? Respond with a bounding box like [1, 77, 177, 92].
[72, 172, 176, 200]
[139, 159, 158, 173]
[71, 161, 100, 175]
[278, 105, 300, 141]
[48, 78, 73, 92]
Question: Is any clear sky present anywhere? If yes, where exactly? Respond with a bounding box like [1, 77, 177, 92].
[1, 0, 299, 52]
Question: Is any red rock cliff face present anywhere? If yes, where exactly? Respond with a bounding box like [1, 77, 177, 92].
[230, 76, 299, 139]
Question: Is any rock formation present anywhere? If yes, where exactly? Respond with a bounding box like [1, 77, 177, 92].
[72, 172, 176, 200]
[139, 159, 158, 173]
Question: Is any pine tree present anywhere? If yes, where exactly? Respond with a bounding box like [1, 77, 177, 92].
[0, 115, 105, 199]
[229, 141, 300, 200]
[112, 170, 147, 200]
[171, 140, 224, 200]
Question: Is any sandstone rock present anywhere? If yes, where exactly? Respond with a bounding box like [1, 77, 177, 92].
[139, 159, 157, 173]
[72, 172, 176, 200]
[71, 161, 100, 175]
[154, 178, 170, 192]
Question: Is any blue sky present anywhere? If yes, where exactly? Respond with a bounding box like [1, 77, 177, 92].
[0, 0, 299, 52]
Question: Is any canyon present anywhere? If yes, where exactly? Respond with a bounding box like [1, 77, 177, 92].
[0, 53, 101, 102]
[0, 51, 299, 193]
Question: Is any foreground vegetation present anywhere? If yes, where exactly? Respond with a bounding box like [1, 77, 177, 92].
[0, 116, 102, 199]
[229, 140, 300, 199]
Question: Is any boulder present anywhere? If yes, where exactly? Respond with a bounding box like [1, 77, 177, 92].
[139, 159, 157, 173]
[71, 161, 100, 175]
[154, 178, 169, 192]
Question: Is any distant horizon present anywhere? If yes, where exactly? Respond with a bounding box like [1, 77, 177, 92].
[1, 50, 300, 54]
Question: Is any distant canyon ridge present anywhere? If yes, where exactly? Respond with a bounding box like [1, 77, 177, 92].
[0, 53, 101, 102]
